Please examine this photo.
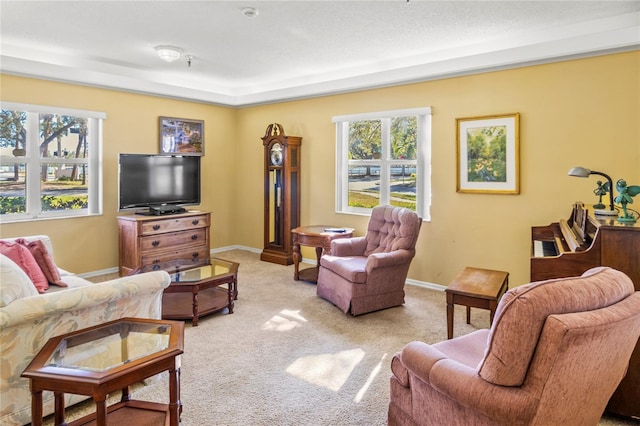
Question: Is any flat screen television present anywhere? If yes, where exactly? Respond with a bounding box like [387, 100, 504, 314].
[118, 153, 201, 215]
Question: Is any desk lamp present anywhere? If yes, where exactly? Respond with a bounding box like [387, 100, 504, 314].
[568, 167, 618, 217]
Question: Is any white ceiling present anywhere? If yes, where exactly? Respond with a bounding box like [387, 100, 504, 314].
[1, 1, 639, 107]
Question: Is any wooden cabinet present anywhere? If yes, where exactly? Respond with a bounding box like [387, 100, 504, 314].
[118, 211, 210, 276]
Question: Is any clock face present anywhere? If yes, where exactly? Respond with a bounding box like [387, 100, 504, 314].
[270, 143, 283, 166]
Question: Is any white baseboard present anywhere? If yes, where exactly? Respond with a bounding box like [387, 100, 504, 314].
[80, 245, 445, 291]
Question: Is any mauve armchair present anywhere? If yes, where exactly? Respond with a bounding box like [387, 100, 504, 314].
[317, 205, 422, 316]
[388, 267, 640, 426]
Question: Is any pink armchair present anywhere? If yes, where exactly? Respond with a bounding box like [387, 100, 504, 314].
[388, 267, 640, 425]
[317, 205, 422, 316]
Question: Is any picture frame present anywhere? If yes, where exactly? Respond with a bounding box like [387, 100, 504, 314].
[159, 116, 204, 156]
[456, 113, 520, 194]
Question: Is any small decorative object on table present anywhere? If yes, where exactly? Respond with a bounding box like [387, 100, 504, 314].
[614, 179, 640, 223]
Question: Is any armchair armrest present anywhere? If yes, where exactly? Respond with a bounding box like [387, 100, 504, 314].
[399, 341, 449, 383]
[428, 359, 537, 422]
[331, 237, 367, 257]
[365, 249, 413, 272]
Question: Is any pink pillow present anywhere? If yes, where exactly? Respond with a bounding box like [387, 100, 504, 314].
[0, 241, 49, 293]
[15, 238, 68, 288]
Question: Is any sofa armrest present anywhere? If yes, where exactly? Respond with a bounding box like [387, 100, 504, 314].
[0, 271, 170, 329]
[330, 237, 367, 257]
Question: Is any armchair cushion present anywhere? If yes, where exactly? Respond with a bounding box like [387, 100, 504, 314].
[478, 266, 634, 386]
[320, 255, 367, 284]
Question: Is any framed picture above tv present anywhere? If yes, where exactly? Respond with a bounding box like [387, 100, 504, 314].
[159, 116, 204, 156]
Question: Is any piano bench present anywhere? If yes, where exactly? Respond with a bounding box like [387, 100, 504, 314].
[445, 266, 509, 339]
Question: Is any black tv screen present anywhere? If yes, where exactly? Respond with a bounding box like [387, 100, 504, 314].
[118, 154, 201, 212]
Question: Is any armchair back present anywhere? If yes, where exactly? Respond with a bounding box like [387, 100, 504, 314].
[364, 205, 422, 255]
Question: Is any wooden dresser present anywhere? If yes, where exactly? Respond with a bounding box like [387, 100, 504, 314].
[117, 211, 211, 276]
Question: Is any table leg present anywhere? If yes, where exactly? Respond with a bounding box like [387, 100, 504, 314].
[227, 281, 234, 314]
[168, 365, 180, 426]
[466, 306, 471, 324]
[192, 289, 199, 327]
[54, 391, 65, 426]
[233, 275, 238, 300]
[446, 292, 454, 339]
[120, 385, 131, 402]
[315, 246, 323, 268]
[95, 397, 107, 426]
[31, 390, 43, 426]
[293, 236, 301, 280]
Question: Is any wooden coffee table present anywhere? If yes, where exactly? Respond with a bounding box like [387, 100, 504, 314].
[445, 267, 509, 339]
[291, 225, 355, 282]
[22, 318, 184, 426]
[158, 258, 239, 326]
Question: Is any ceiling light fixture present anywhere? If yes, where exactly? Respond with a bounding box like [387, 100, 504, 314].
[242, 7, 258, 18]
[155, 45, 183, 62]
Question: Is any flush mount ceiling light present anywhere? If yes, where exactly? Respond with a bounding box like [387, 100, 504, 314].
[155, 45, 183, 62]
[242, 7, 258, 18]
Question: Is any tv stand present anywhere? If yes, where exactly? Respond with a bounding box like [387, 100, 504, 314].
[136, 206, 187, 216]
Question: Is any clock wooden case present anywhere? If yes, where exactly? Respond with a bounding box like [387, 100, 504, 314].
[260, 123, 302, 265]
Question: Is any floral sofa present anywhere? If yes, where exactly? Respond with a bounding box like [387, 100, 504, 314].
[0, 235, 171, 426]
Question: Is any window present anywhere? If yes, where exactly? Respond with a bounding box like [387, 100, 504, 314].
[0, 102, 104, 222]
[333, 107, 431, 220]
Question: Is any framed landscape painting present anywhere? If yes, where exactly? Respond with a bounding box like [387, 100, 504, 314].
[159, 116, 204, 156]
[456, 113, 520, 194]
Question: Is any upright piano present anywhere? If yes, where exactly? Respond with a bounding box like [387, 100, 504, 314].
[531, 202, 640, 419]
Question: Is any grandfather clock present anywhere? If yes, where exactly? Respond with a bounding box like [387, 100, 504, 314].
[260, 123, 302, 265]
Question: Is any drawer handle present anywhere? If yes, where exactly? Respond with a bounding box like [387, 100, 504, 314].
[152, 240, 160, 247]
[192, 219, 199, 225]
[192, 252, 199, 258]
[153, 224, 160, 230]
[191, 234, 198, 240]
[152, 264, 161, 270]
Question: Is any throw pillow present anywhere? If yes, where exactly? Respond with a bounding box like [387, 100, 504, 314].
[0, 241, 49, 293]
[0, 254, 39, 306]
[15, 238, 68, 288]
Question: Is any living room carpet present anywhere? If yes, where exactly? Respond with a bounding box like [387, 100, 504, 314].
[49, 249, 635, 426]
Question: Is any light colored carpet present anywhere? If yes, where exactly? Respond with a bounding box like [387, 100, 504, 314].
[48, 249, 637, 425]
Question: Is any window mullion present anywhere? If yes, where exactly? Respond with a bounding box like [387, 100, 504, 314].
[379, 118, 390, 205]
[26, 112, 40, 217]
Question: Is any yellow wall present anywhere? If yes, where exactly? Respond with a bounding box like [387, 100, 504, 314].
[0, 76, 238, 273]
[1, 51, 639, 287]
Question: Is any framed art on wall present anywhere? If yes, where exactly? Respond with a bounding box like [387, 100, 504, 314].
[159, 116, 204, 156]
[456, 113, 520, 194]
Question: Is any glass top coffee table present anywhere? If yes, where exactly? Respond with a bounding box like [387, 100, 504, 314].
[22, 317, 184, 426]
[137, 258, 239, 326]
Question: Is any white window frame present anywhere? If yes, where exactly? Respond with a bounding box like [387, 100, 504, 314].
[333, 107, 431, 220]
[0, 102, 105, 222]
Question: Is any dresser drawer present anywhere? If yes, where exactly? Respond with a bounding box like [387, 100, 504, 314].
[141, 246, 209, 266]
[141, 214, 209, 236]
[140, 228, 207, 252]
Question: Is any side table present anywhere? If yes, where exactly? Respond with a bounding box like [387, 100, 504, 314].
[291, 226, 354, 282]
[22, 318, 184, 426]
[445, 267, 509, 339]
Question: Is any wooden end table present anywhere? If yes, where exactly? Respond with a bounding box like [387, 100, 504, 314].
[291, 226, 355, 282]
[22, 318, 184, 426]
[445, 267, 509, 339]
